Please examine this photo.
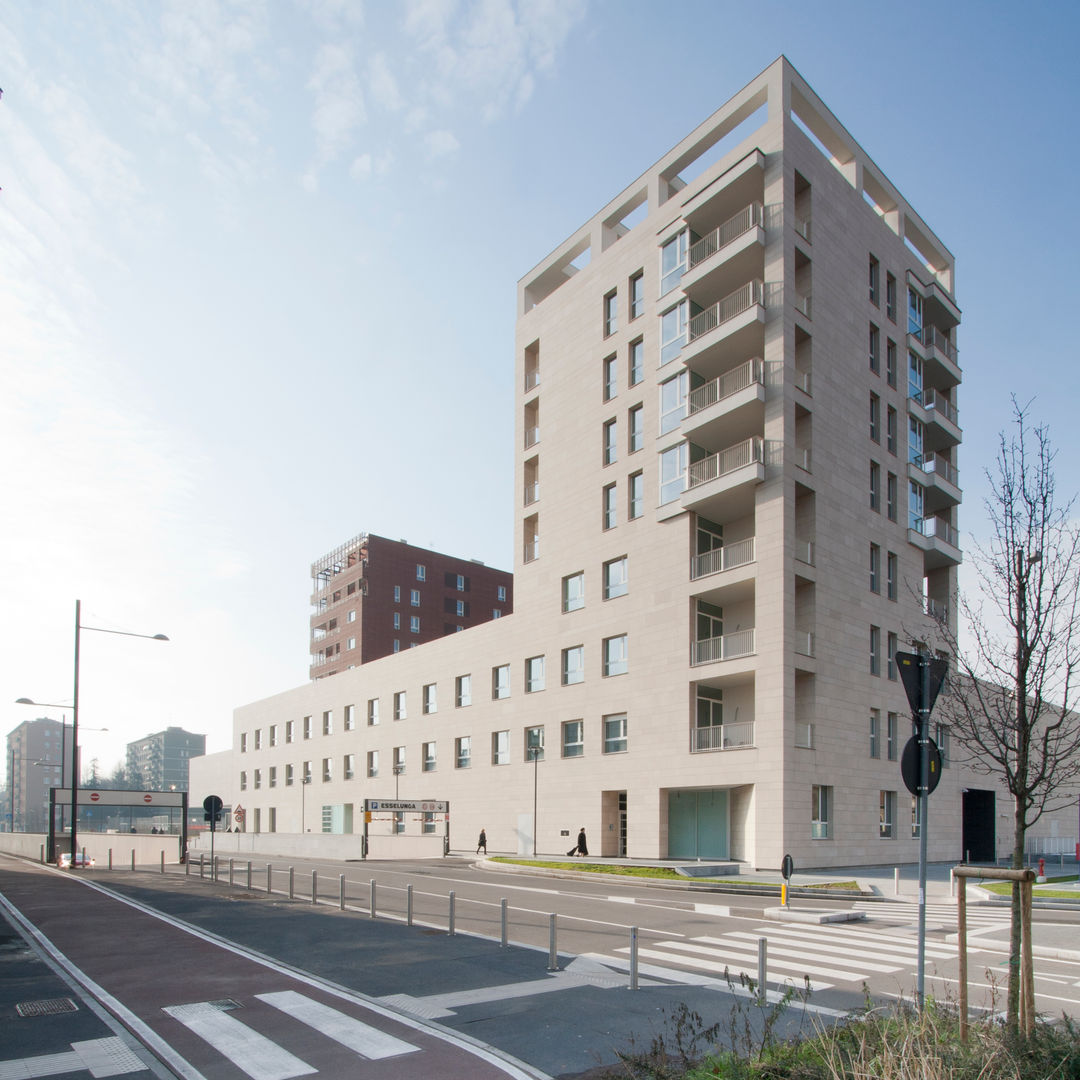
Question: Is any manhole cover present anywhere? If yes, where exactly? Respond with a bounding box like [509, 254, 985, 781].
[16, 998, 78, 1017]
[206, 999, 243, 1011]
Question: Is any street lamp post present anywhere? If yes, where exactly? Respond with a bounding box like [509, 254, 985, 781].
[393, 764, 404, 800]
[301, 775, 311, 833]
[528, 744, 541, 858]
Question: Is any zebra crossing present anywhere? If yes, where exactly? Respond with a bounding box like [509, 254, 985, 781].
[615, 919, 965, 991]
[851, 898, 1014, 929]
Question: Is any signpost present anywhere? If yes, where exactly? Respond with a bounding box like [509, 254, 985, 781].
[895, 650, 949, 1011]
[204, 795, 223, 865]
[780, 853, 794, 907]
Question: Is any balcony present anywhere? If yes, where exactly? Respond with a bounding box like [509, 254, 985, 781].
[909, 516, 962, 569]
[909, 325, 961, 387]
[794, 216, 811, 244]
[683, 358, 765, 446]
[691, 720, 755, 752]
[689, 203, 764, 271]
[689, 279, 763, 343]
[918, 388, 961, 448]
[794, 291, 812, 320]
[691, 536, 755, 581]
[681, 204, 765, 304]
[523, 426, 539, 450]
[910, 454, 961, 510]
[523, 482, 539, 507]
[682, 436, 765, 519]
[925, 597, 949, 623]
[691, 627, 756, 667]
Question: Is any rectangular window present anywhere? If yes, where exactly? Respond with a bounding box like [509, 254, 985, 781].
[869, 323, 880, 373]
[659, 442, 687, 504]
[240, 770, 247, 791]
[870, 543, 880, 593]
[887, 711, 898, 761]
[603, 556, 628, 599]
[525, 656, 545, 693]
[285, 720, 295, 744]
[455, 736, 471, 769]
[870, 462, 880, 511]
[602, 634, 628, 677]
[525, 725, 544, 762]
[393, 639, 400, 653]
[870, 625, 881, 675]
[455, 599, 466, 617]
[659, 370, 688, 434]
[240, 733, 247, 753]
[628, 471, 644, 519]
[347, 609, 356, 623]
[887, 552, 897, 600]
[908, 350, 924, 402]
[393, 746, 406, 775]
[456, 674, 472, 707]
[393, 691, 407, 721]
[303, 716, 312, 740]
[908, 416, 924, 466]
[628, 404, 643, 453]
[603, 483, 617, 530]
[393, 585, 400, 602]
[935, 723, 951, 767]
[869, 255, 879, 304]
[886, 272, 896, 321]
[416, 564, 426, 581]
[603, 418, 618, 465]
[423, 742, 436, 772]
[269, 724, 278, 747]
[629, 271, 644, 319]
[497, 585, 507, 602]
[909, 479, 924, 529]
[343, 754, 354, 781]
[811, 784, 831, 839]
[321, 758, 331, 782]
[887, 632, 898, 680]
[908, 286, 923, 335]
[492, 730, 510, 765]
[661, 230, 687, 295]
[411, 588, 420, 606]
[562, 645, 584, 685]
[660, 300, 687, 366]
[887, 472, 898, 521]
[343, 706, 354, 732]
[886, 338, 897, 388]
[367, 698, 379, 726]
[423, 683, 437, 714]
[603, 354, 617, 401]
[870, 708, 880, 758]
[393, 612, 401, 630]
[393, 811, 405, 835]
[422, 811, 436, 834]
[911, 795, 922, 838]
[886, 405, 897, 454]
[302, 761, 312, 783]
[410, 615, 420, 633]
[322, 711, 333, 736]
[562, 572, 584, 613]
[870, 393, 880, 442]
[628, 338, 644, 386]
[603, 713, 628, 754]
[562, 720, 584, 758]
[367, 750, 379, 777]
[603, 290, 618, 336]
[879, 790, 896, 838]
[285, 763, 294, 786]
[254, 729, 262, 750]
[492, 664, 510, 700]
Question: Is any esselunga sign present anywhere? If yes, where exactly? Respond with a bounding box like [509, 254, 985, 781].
[364, 800, 448, 813]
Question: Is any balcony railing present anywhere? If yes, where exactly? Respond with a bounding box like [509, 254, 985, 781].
[913, 516, 960, 547]
[922, 388, 959, 426]
[794, 291, 812, 319]
[688, 280, 764, 342]
[794, 722, 814, 749]
[524, 369, 540, 392]
[911, 324, 959, 364]
[916, 453, 959, 487]
[794, 446, 811, 472]
[687, 436, 764, 489]
[795, 538, 815, 566]
[794, 631, 815, 658]
[688, 202, 764, 269]
[692, 627, 756, 666]
[794, 216, 812, 243]
[691, 720, 755, 752]
[524, 426, 539, 449]
[687, 358, 764, 415]
[523, 482, 540, 506]
[523, 538, 539, 563]
[691, 536, 755, 580]
[795, 369, 812, 395]
[925, 598, 949, 621]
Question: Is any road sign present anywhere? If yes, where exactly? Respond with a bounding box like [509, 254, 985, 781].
[365, 800, 448, 813]
[896, 652, 949, 720]
[901, 736, 942, 796]
[781, 853, 794, 880]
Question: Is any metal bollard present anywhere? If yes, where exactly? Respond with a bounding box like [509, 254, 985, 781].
[311, 870, 318, 904]
[339, 874, 345, 911]
[40, 844, 45, 864]
[894, 867, 900, 895]
[247, 861, 252, 890]
[185, 853, 189, 876]
[199, 853, 204, 878]
[547, 913, 558, 971]
[950, 868, 956, 898]
[109, 849, 113, 871]
[289, 866, 294, 899]
[370, 880, 377, 919]
[131, 850, 135, 871]
[267, 864, 273, 894]
[757, 938, 768, 1005]
[160, 851, 165, 874]
[500, 899, 508, 947]
[629, 926, 639, 990]
[229, 858, 235, 886]
[407, 884, 413, 926]
[448, 891, 456, 936]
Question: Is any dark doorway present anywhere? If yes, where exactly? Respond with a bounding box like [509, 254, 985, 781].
[962, 789, 995, 862]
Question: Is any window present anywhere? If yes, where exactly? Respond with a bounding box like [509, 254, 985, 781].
[869, 255, 879, 304]
[909, 479, 924, 530]
[908, 416, 924, 466]
[908, 350, 923, 402]
[367, 698, 379, 726]
[410, 615, 420, 633]
[367, 750, 379, 777]
[254, 729, 262, 750]
[525, 726, 544, 762]
[393, 585, 401, 603]
[870, 543, 880, 592]
[603, 290, 617, 336]
[393, 612, 401, 630]
[393, 639, 400, 653]
[887, 552, 897, 600]
[908, 286, 923, 336]
[660, 230, 687, 295]
[562, 572, 584, 613]
[870, 393, 880, 442]
[603, 556, 628, 599]
[870, 625, 880, 675]
[628, 405, 643, 453]
[603, 354, 617, 401]
[869, 323, 880, 373]
[393, 811, 405, 835]
[603, 634, 628, 676]
[455, 599, 466, 617]
[423, 683, 437, 714]
[343, 754, 354, 780]
[935, 723, 951, 767]
[322, 711, 333, 736]
[870, 709, 880, 758]
[411, 588, 420, 606]
[321, 758, 331, 782]
[562, 645, 584, 685]
[417, 564, 426, 581]
[455, 736, 471, 769]
[303, 716, 312, 740]
[887, 712, 898, 761]
[879, 790, 896, 838]
[285, 763, 294, 786]
[343, 706, 354, 732]
[886, 405, 897, 454]
[870, 462, 880, 511]
[393, 691, 407, 721]
[887, 472, 898, 521]
[660, 300, 687, 366]
[497, 585, 507, 602]
[393, 746, 406, 775]
[423, 742, 436, 772]
[456, 674, 472, 707]
[628, 471, 644, 519]
[525, 655, 545, 693]
[240, 733, 247, 753]
[603, 713, 628, 753]
[285, 720, 295, 744]
[302, 760, 312, 783]
[562, 720, 584, 758]
[456, 573, 466, 591]
[886, 338, 897, 388]
[811, 784, 831, 839]
[911, 795, 922, 838]
[269, 724, 278, 747]
[603, 418, 618, 465]
[887, 632, 898, 680]
[629, 271, 644, 319]
[629, 338, 644, 386]
[492, 730, 510, 765]
[659, 370, 688, 434]
[240, 770, 247, 791]
[492, 664, 510, 700]
[602, 483, 617, 530]
[659, 442, 687, 504]
[885, 272, 896, 321]
[422, 811, 436, 834]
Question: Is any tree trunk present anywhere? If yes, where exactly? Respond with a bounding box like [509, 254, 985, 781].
[1007, 795, 1026, 1033]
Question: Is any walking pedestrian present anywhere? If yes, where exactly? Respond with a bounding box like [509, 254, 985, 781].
[476, 827, 487, 855]
[574, 827, 588, 857]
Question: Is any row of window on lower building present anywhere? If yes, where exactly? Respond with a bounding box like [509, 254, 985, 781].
[811, 783, 933, 840]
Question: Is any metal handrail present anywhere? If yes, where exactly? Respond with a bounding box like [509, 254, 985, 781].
[688, 203, 764, 269]
[690, 537, 755, 580]
[687, 358, 764, 414]
[688, 280, 764, 342]
[691, 721, 755, 751]
[687, 436, 763, 489]
[692, 628, 756, 666]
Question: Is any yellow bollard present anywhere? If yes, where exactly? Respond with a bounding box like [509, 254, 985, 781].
[781, 882, 788, 906]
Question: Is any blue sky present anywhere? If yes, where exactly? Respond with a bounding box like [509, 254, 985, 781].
[2, 0, 1078, 773]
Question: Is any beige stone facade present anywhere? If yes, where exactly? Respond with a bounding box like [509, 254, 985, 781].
[192, 58, 1074, 869]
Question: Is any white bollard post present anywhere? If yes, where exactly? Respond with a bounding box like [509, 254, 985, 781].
[894, 866, 900, 896]
[629, 926, 639, 990]
[500, 899, 508, 947]
[288, 866, 294, 899]
[311, 870, 318, 904]
[370, 879, 377, 919]
[160, 851, 165, 874]
[547, 913, 558, 971]
[407, 884, 413, 926]
[757, 938, 768, 1005]
[448, 891, 456, 936]
[339, 874, 345, 910]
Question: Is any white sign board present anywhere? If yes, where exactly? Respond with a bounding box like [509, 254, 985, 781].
[365, 799, 448, 813]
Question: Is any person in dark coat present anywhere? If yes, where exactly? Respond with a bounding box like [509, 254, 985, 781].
[575, 827, 588, 857]
[476, 828, 487, 855]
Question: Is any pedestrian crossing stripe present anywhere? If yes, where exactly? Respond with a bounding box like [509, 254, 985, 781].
[618, 945, 832, 992]
[735, 925, 957, 960]
[853, 900, 1011, 925]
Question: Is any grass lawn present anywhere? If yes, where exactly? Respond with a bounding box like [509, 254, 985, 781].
[978, 874, 1080, 900]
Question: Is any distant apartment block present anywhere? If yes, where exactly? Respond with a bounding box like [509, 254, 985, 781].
[126, 727, 206, 792]
[5, 717, 71, 832]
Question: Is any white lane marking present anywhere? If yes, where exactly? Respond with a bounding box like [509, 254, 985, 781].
[694, 904, 732, 917]
[635, 938, 864, 982]
[256, 990, 417, 1060]
[162, 1004, 315, 1080]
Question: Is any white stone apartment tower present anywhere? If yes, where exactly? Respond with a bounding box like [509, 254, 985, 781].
[513, 57, 961, 867]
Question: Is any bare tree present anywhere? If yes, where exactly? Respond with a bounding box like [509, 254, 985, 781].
[938, 401, 1080, 1028]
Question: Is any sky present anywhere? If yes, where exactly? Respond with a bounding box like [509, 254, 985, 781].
[2, 0, 1078, 777]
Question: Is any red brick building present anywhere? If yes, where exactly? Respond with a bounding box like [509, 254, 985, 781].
[309, 533, 513, 679]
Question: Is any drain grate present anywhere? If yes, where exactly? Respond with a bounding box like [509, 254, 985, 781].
[206, 999, 243, 1011]
[16, 997, 79, 1017]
